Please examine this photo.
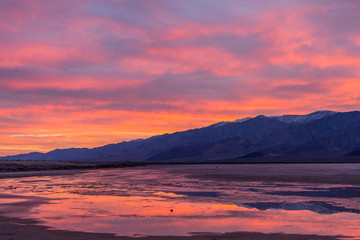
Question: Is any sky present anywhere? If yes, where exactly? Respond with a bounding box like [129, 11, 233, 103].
[1, 0, 360, 156]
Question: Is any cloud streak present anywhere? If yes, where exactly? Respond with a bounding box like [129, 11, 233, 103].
[0, 0, 360, 155]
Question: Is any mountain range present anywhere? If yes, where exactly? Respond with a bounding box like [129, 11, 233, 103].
[2, 110, 360, 162]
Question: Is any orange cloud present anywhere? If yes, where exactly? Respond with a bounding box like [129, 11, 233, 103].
[1, 1, 360, 156]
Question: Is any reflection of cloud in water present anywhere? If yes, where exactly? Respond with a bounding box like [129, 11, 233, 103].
[238, 201, 360, 214]
[265, 187, 360, 198]
[1, 167, 360, 238]
[172, 191, 222, 197]
[154, 192, 184, 198]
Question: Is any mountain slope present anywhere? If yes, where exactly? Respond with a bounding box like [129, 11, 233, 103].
[147, 111, 360, 161]
[1, 110, 359, 162]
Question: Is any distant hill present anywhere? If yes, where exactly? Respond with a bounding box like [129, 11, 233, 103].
[2, 110, 360, 162]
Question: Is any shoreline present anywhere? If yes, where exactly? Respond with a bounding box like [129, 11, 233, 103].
[1, 157, 360, 174]
[0, 160, 146, 173]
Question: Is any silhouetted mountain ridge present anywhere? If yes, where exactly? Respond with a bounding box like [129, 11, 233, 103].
[1, 110, 360, 162]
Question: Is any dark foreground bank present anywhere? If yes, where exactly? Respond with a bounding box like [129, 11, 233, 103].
[0, 160, 145, 173]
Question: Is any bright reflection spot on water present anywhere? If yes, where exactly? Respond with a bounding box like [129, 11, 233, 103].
[0, 198, 26, 204]
[1, 166, 360, 238]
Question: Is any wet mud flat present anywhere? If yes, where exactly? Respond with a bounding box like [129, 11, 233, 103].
[175, 163, 360, 186]
[1, 163, 360, 240]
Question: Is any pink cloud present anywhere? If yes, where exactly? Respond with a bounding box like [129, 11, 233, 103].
[0, 0, 360, 155]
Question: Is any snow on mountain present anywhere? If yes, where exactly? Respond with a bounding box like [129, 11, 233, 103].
[211, 117, 252, 128]
[212, 111, 336, 128]
[269, 110, 337, 125]
[234, 117, 253, 123]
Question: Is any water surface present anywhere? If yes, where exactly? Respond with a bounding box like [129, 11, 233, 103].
[0, 165, 359, 238]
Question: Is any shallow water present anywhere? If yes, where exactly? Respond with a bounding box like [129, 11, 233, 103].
[0, 198, 27, 204]
[1, 165, 360, 238]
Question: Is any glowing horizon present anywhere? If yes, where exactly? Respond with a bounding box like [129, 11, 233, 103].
[1, 1, 360, 156]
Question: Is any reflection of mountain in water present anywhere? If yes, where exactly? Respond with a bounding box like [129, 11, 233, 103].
[238, 201, 360, 215]
[265, 187, 360, 198]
